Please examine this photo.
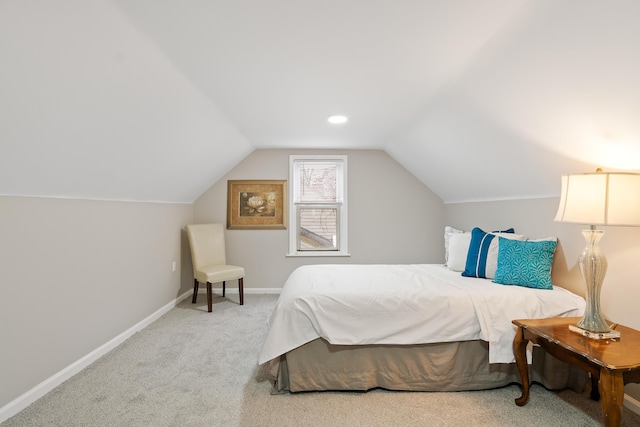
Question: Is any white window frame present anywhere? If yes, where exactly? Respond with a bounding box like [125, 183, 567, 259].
[287, 154, 349, 257]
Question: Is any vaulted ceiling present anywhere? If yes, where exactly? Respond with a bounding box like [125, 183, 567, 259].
[2, 0, 639, 203]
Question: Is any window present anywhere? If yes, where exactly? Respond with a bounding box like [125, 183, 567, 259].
[288, 155, 349, 256]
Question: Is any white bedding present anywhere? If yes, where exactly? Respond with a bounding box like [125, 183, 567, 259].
[258, 264, 585, 365]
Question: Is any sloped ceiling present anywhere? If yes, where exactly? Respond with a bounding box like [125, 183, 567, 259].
[2, 0, 639, 203]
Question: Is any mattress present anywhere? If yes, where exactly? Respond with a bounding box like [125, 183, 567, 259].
[259, 264, 586, 365]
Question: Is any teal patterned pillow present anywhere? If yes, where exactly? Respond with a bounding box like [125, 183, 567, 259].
[493, 237, 557, 289]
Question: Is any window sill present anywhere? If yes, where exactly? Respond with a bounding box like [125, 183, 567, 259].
[286, 252, 351, 257]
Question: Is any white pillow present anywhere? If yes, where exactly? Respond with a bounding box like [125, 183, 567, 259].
[447, 232, 472, 272]
[444, 226, 466, 264]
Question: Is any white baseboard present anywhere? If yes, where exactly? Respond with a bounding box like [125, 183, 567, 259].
[0, 290, 193, 424]
[196, 287, 281, 295]
[624, 393, 640, 416]
[245, 288, 282, 294]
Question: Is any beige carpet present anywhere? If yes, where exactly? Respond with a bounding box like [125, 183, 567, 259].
[3, 294, 640, 426]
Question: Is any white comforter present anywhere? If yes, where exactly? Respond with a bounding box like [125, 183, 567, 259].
[258, 264, 585, 365]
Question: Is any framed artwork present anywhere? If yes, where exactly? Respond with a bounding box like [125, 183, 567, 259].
[227, 180, 287, 229]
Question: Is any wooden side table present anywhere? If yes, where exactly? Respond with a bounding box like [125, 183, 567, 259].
[512, 317, 640, 427]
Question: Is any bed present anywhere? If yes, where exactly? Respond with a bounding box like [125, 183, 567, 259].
[259, 262, 587, 394]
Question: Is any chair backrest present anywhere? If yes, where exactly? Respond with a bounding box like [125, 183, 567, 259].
[185, 224, 227, 274]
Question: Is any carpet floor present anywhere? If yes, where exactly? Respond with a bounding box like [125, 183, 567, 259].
[3, 294, 640, 426]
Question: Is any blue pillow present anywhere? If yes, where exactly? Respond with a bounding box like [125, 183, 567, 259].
[462, 227, 516, 279]
[493, 237, 557, 289]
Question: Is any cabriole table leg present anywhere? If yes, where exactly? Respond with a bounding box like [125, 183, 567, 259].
[513, 325, 530, 406]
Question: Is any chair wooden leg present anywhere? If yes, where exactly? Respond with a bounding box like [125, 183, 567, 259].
[239, 277, 244, 305]
[207, 282, 213, 313]
[222, 281, 226, 297]
[192, 279, 199, 304]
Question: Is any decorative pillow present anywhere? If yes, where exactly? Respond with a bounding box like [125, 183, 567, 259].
[462, 227, 525, 279]
[493, 237, 558, 289]
[444, 226, 466, 265]
[447, 232, 472, 272]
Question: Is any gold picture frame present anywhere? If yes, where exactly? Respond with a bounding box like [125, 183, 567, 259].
[227, 180, 287, 229]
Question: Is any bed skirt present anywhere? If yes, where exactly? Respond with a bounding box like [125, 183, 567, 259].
[267, 338, 586, 394]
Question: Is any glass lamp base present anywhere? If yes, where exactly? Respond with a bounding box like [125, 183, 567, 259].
[568, 324, 620, 340]
[575, 229, 617, 339]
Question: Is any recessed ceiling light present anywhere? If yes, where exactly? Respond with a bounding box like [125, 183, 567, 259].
[328, 115, 348, 124]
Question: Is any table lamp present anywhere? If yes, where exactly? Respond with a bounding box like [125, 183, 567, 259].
[554, 169, 640, 339]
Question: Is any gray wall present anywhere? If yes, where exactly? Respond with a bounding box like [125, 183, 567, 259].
[0, 196, 193, 409]
[446, 198, 584, 296]
[4, 154, 640, 411]
[194, 149, 446, 290]
[445, 197, 640, 330]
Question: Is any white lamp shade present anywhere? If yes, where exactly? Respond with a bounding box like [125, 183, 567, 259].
[555, 172, 640, 226]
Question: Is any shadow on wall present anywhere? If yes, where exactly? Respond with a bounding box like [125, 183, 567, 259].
[552, 240, 584, 297]
[179, 228, 194, 298]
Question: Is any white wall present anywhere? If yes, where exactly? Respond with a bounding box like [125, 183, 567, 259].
[193, 149, 446, 290]
[0, 196, 193, 410]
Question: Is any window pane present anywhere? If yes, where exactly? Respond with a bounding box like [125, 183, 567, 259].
[298, 162, 337, 202]
[298, 208, 337, 250]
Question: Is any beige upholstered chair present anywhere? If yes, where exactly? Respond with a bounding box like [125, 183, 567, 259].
[185, 223, 244, 312]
